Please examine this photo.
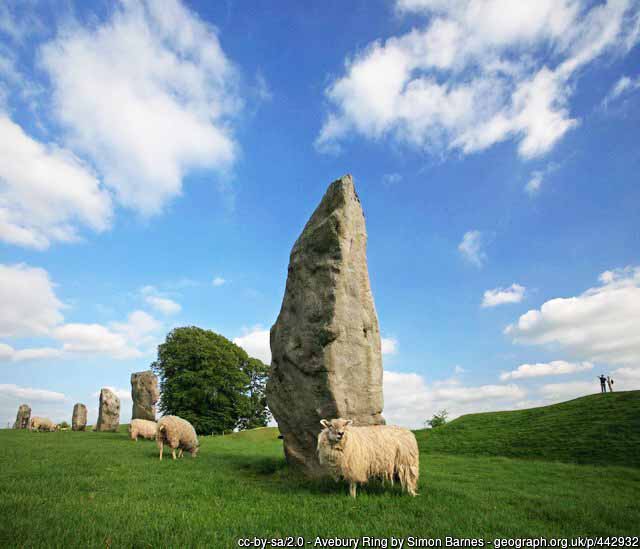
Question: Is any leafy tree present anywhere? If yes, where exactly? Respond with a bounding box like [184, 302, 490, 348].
[426, 409, 448, 429]
[152, 326, 270, 435]
[236, 357, 271, 430]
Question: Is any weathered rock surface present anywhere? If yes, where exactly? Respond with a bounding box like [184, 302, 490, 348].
[72, 403, 88, 431]
[131, 371, 159, 421]
[96, 388, 120, 432]
[266, 174, 384, 475]
[13, 404, 31, 429]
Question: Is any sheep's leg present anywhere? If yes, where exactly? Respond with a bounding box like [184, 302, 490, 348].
[158, 440, 164, 461]
[171, 448, 177, 460]
[349, 482, 357, 498]
[178, 448, 183, 459]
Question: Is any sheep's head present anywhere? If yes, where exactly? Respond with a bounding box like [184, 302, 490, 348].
[320, 418, 353, 444]
[190, 442, 200, 457]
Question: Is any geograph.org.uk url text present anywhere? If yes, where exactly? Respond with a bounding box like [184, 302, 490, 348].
[237, 536, 640, 549]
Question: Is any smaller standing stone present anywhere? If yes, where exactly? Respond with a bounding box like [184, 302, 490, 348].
[96, 388, 120, 432]
[72, 403, 88, 431]
[13, 404, 31, 429]
[131, 371, 160, 421]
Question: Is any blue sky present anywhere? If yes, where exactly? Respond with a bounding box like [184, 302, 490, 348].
[1, 0, 639, 428]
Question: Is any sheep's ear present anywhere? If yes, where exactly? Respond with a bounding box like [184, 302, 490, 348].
[345, 420, 353, 427]
[320, 419, 330, 428]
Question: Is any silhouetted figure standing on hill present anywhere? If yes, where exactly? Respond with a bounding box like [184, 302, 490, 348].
[598, 374, 607, 393]
[607, 376, 614, 392]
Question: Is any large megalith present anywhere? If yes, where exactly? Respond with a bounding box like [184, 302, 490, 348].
[131, 371, 159, 421]
[95, 388, 120, 432]
[72, 403, 88, 431]
[13, 404, 31, 429]
[266, 174, 384, 475]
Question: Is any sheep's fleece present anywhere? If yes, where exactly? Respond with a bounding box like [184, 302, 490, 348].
[157, 416, 199, 459]
[29, 417, 57, 432]
[129, 419, 157, 440]
[318, 418, 419, 497]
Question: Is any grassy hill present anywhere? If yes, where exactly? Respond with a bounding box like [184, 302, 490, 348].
[416, 390, 640, 467]
[1, 395, 639, 547]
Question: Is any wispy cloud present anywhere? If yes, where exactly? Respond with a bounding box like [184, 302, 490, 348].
[233, 325, 270, 363]
[482, 284, 526, 307]
[381, 337, 398, 355]
[506, 266, 640, 366]
[317, 0, 639, 158]
[458, 230, 486, 267]
[212, 276, 226, 287]
[500, 360, 593, 381]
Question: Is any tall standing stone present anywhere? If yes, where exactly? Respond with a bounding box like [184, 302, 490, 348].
[13, 404, 31, 429]
[95, 388, 120, 432]
[72, 403, 88, 431]
[131, 371, 160, 421]
[266, 175, 384, 475]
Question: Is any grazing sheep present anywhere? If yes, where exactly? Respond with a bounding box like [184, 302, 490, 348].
[29, 417, 58, 432]
[129, 419, 157, 441]
[156, 416, 199, 460]
[317, 418, 419, 498]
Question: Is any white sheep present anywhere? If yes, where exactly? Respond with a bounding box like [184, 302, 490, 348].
[156, 416, 199, 460]
[29, 417, 58, 432]
[129, 419, 157, 441]
[317, 418, 419, 498]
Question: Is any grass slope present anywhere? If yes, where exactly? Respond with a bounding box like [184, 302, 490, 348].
[1, 394, 639, 547]
[417, 391, 640, 467]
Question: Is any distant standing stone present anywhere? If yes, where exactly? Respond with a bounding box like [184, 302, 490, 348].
[266, 174, 385, 475]
[95, 388, 120, 432]
[72, 403, 88, 431]
[13, 404, 31, 429]
[131, 371, 160, 421]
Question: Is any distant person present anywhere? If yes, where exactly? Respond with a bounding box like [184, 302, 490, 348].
[598, 374, 607, 393]
[607, 376, 614, 392]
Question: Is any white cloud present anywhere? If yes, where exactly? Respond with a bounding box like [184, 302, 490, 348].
[381, 337, 398, 355]
[0, 383, 65, 402]
[382, 173, 402, 185]
[458, 230, 486, 267]
[39, 0, 239, 216]
[51, 310, 161, 360]
[144, 295, 181, 315]
[0, 114, 112, 249]
[603, 74, 640, 106]
[609, 366, 640, 391]
[0, 263, 163, 361]
[0, 263, 65, 338]
[482, 283, 526, 307]
[140, 285, 181, 314]
[524, 162, 559, 196]
[454, 365, 466, 374]
[383, 370, 525, 428]
[53, 323, 140, 359]
[212, 277, 226, 287]
[537, 380, 597, 401]
[525, 172, 544, 196]
[0, 343, 63, 362]
[317, 0, 639, 158]
[233, 326, 271, 364]
[505, 266, 640, 366]
[500, 360, 593, 381]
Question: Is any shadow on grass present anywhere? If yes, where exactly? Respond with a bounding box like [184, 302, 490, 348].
[211, 450, 413, 498]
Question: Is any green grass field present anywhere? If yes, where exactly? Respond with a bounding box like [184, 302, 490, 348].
[1, 392, 639, 548]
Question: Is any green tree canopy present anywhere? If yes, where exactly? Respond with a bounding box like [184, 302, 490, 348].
[426, 409, 448, 429]
[152, 326, 270, 435]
